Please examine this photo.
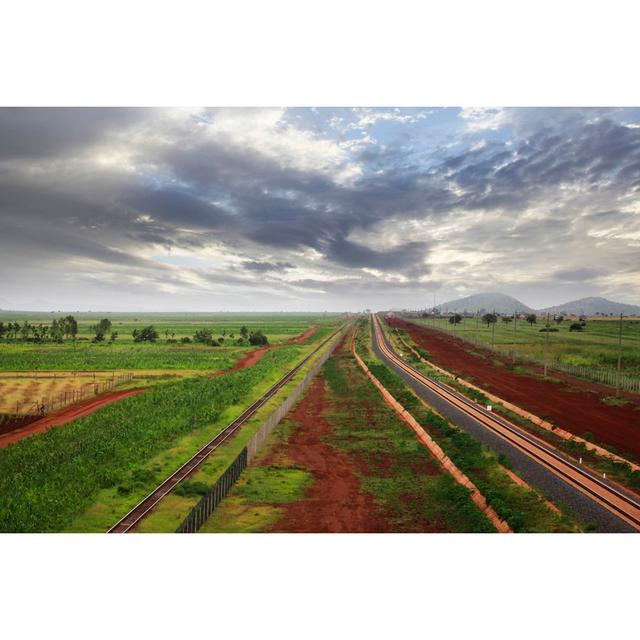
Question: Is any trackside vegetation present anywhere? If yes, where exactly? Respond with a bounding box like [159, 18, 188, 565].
[0, 346, 302, 532]
[357, 319, 582, 532]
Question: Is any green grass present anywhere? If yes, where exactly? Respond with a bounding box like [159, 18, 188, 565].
[413, 316, 640, 376]
[360, 318, 582, 532]
[0, 314, 340, 372]
[0, 345, 307, 532]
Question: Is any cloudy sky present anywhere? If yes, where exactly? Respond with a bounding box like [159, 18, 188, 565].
[1, 107, 639, 311]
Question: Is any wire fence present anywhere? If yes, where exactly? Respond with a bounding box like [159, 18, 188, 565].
[11, 372, 134, 416]
[412, 320, 640, 394]
[175, 324, 349, 533]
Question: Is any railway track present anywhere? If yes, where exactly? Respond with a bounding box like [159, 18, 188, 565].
[108, 326, 344, 533]
[371, 314, 640, 532]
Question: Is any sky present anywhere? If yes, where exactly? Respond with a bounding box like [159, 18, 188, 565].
[1, 106, 639, 312]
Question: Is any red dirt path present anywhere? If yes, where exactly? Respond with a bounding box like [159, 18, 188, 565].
[211, 324, 320, 377]
[0, 389, 145, 449]
[388, 317, 640, 461]
[267, 374, 384, 532]
[0, 325, 322, 448]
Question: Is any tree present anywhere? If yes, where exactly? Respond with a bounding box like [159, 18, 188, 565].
[554, 316, 564, 325]
[0, 322, 5, 340]
[91, 318, 112, 341]
[132, 325, 159, 342]
[249, 330, 268, 346]
[526, 314, 537, 326]
[482, 313, 497, 327]
[20, 321, 32, 341]
[110, 331, 118, 342]
[240, 325, 249, 339]
[63, 315, 78, 340]
[193, 328, 213, 344]
[448, 314, 462, 325]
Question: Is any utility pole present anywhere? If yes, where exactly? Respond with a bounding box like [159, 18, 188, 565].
[543, 312, 550, 377]
[512, 309, 517, 364]
[491, 309, 496, 348]
[616, 313, 623, 397]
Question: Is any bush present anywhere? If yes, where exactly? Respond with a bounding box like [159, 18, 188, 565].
[132, 326, 159, 342]
[249, 330, 269, 346]
[569, 323, 584, 332]
[539, 327, 559, 332]
[180, 336, 192, 344]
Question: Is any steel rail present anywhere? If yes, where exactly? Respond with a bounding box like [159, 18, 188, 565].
[371, 315, 640, 531]
[108, 326, 344, 533]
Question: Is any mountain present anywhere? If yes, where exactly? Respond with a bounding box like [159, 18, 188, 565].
[436, 293, 533, 315]
[539, 297, 640, 316]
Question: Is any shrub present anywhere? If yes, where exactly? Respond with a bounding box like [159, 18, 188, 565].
[569, 322, 584, 332]
[249, 330, 269, 346]
[132, 326, 159, 342]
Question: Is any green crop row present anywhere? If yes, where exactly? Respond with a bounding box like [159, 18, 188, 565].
[0, 345, 302, 532]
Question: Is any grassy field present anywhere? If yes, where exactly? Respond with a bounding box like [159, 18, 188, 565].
[0, 312, 340, 416]
[0, 312, 339, 371]
[412, 315, 640, 375]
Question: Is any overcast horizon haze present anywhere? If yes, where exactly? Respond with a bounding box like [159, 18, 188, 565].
[1, 107, 639, 312]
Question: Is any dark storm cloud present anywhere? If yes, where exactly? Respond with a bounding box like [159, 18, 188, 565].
[325, 238, 429, 273]
[1, 107, 640, 310]
[0, 107, 148, 159]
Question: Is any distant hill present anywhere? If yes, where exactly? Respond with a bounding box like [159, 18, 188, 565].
[437, 293, 533, 315]
[539, 297, 640, 316]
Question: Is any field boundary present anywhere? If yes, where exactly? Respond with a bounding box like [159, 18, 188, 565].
[10, 372, 134, 417]
[352, 325, 511, 533]
[175, 324, 349, 533]
[406, 317, 640, 394]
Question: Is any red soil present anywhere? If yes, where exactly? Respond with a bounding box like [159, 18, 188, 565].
[267, 374, 384, 532]
[211, 325, 320, 377]
[0, 389, 145, 449]
[388, 317, 640, 461]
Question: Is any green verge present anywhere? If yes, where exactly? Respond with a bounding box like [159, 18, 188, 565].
[201, 329, 495, 533]
[387, 323, 640, 494]
[364, 318, 582, 533]
[131, 329, 345, 533]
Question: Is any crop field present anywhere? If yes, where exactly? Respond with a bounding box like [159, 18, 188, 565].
[0, 370, 124, 415]
[0, 312, 340, 418]
[412, 316, 640, 376]
[0, 312, 338, 371]
[0, 335, 334, 532]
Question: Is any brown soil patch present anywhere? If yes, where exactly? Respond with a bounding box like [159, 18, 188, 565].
[267, 375, 385, 532]
[388, 317, 640, 461]
[0, 389, 145, 448]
